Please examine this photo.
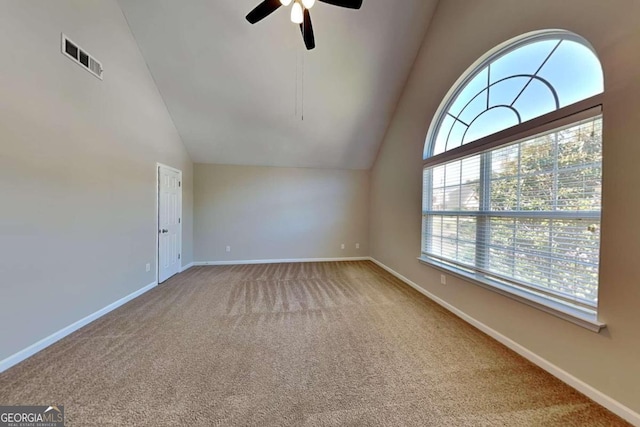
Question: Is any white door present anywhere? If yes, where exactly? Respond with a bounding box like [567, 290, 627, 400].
[158, 165, 181, 283]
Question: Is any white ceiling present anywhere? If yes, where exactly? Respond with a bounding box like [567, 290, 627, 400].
[117, 0, 438, 169]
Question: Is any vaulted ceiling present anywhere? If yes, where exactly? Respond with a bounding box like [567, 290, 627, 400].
[117, 0, 438, 169]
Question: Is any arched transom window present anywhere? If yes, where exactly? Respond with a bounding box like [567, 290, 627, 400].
[421, 31, 604, 329]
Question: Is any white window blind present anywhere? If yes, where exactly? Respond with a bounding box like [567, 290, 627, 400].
[422, 116, 602, 312]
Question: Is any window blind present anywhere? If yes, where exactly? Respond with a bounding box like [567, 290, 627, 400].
[422, 116, 602, 310]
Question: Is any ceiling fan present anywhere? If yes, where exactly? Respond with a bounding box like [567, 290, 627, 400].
[246, 0, 363, 50]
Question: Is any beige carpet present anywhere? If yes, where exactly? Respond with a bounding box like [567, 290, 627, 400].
[0, 261, 629, 426]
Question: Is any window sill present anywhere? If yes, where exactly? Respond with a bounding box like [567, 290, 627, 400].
[417, 257, 606, 333]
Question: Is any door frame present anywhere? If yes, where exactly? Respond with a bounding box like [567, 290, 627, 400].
[156, 162, 183, 284]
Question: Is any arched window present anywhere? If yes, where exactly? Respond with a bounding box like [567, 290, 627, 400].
[421, 30, 604, 329]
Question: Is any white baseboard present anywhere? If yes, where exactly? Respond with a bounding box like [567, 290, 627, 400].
[180, 262, 195, 272]
[369, 257, 640, 426]
[0, 281, 157, 374]
[194, 257, 370, 266]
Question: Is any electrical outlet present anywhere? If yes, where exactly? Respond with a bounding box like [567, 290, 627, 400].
[356, 243, 360, 249]
[341, 243, 345, 249]
[145, 263, 151, 272]
[226, 246, 231, 253]
[440, 274, 446, 285]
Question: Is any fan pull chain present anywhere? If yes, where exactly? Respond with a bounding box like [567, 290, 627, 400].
[294, 38, 305, 121]
[301, 47, 305, 121]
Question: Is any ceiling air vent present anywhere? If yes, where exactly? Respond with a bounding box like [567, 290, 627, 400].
[61, 34, 103, 80]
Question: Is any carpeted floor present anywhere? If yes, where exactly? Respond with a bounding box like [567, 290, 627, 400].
[0, 261, 630, 426]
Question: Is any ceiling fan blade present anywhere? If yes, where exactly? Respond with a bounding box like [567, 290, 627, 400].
[246, 0, 282, 24]
[317, 0, 362, 9]
[299, 9, 315, 50]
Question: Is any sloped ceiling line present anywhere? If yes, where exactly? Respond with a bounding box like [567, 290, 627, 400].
[117, 0, 438, 169]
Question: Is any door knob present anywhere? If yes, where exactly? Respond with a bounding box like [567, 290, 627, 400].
[160, 229, 169, 233]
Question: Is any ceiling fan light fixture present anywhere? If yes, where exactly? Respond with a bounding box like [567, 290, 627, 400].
[246, 0, 363, 50]
[291, 2, 303, 24]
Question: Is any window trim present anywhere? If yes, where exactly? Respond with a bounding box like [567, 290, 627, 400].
[418, 256, 606, 332]
[421, 31, 605, 332]
[421, 112, 605, 331]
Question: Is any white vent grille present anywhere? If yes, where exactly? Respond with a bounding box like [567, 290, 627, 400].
[61, 34, 103, 80]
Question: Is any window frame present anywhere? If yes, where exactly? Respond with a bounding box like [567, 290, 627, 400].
[420, 31, 605, 332]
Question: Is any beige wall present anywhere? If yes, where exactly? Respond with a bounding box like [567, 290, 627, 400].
[0, 0, 193, 361]
[370, 0, 640, 414]
[194, 164, 369, 262]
